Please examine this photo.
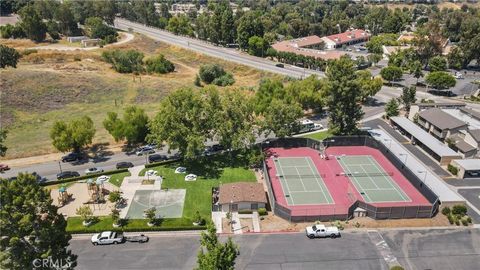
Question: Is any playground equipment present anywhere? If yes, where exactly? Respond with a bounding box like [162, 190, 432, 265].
[86, 178, 106, 204]
[57, 185, 73, 206]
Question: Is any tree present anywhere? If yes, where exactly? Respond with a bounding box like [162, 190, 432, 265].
[262, 99, 303, 138]
[196, 222, 238, 270]
[18, 4, 47, 42]
[145, 54, 175, 74]
[399, 86, 416, 113]
[385, 98, 400, 118]
[75, 205, 94, 224]
[220, 5, 235, 45]
[198, 64, 230, 84]
[425, 71, 456, 90]
[380, 66, 403, 85]
[166, 15, 194, 36]
[0, 24, 26, 39]
[0, 129, 7, 157]
[0, 45, 20, 69]
[84, 17, 118, 43]
[428, 56, 447, 72]
[409, 60, 423, 84]
[148, 88, 216, 159]
[216, 90, 256, 151]
[285, 76, 326, 112]
[254, 78, 287, 114]
[413, 21, 444, 65]
[103, 106, 149, 145]
[447, 46, 465, 70]
[325, 56, 364, 135]
[368, 53, 382, 67]
[237, 11, 263, 50]
[0, 173, 77, 270]
[101, 49, 145, 74]
[54, 3, 79, 36]
[248, 35, 268, 57]
[355, 70, 383, 102]
[50, 116, 95, 153]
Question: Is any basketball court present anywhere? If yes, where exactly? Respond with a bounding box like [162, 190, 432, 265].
[272, 156, 334, 205]
[125, 189, 186, 219]
[336, 155, 411, 203]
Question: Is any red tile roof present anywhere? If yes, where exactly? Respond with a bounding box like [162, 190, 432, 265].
[324, 29, 370, 45]
[271, 42, 346, 60]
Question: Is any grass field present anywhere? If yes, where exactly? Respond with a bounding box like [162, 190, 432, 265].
[0, 34, 279, 159]
[302, 130, 333, 141]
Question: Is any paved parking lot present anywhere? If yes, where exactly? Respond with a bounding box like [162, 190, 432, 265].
[69, 229, 480, 270]
[458, 188, 480, 223]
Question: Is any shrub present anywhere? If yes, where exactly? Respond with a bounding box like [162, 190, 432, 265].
[145, 54, 175, 74]
[108, 190, 122, 203]
[461, 218, 469, 226]
[425, 71, 456, 90]
[441, 207, 451, 216]
[212, 73, 235, 86]
[111, 208, 120, 225]
[390, 266, 405, 270]
[0, 24, 26, 39]
[194, 74, 201, 86]
[452, 205, 467, 216]
[447, 214, 454, 224]
[238, 209, 253, 214]
[144, 207, 157, 224]
[454, 219, 460, 226]
[447, 164, 458, 176]
[198, 64, 227, 84]
[193, 211, 205, 225]
[101, 49, 144, 73]
[257, 208, 267, 216]
[76, 206, 94, 223]
[73, 55, 81, 61]
[466, 216, 472, 223]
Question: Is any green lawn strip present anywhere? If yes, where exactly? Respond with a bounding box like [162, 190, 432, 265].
[302, 130, 333, 141]
[66, 216, 203, 233]
[108, 172, 131, 187]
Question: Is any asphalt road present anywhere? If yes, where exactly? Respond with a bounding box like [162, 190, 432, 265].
[69, 229, 480, 270]
[114, 18, 324, 79]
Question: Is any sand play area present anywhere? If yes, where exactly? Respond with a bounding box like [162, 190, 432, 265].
[50, 181, 117, 217]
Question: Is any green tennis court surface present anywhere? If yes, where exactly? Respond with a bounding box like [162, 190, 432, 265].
[336, 155, 410, 203]
[273, 157, 334, 205]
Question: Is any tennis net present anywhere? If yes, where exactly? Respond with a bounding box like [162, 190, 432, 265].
[337, 172, 394, 177]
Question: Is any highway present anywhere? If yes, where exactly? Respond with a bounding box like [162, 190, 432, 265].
[114, 18, 324, 79]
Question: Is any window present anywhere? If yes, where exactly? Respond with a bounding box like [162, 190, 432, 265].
[251, 203, 258, 210]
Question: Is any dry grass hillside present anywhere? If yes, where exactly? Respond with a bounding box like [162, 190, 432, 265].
[0, 34, 278, 159]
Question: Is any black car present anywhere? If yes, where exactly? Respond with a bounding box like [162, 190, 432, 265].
[211, 144, 225, 152]
[61, 152, 82, 162]
[148, 154, 167, 163]
[57, 171, 80, 180]
[32, 172, 47, 183]
[275, 63, 284, 68]
[116, 162, 134, 169]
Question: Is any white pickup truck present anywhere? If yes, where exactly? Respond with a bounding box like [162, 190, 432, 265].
[91, 231, 125, 245]
[305, 224, 340, 239]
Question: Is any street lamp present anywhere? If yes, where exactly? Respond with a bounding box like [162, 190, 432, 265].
[58, 161, 63, 173]
[399, 153, 408, 168]
[417, 170, 427, 185]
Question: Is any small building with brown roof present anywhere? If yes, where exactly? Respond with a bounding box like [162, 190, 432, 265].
[218, 182, 267, 212]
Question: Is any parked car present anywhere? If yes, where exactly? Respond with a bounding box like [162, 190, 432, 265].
[85, 167, 104, 175]
[136, 146, 155, 156]
[0, 164, 10, 172]
[148, 154, 167, 163]
[61, 152, 82, 162]
[96, 175, 111, 182]
[56, 171, 80, 180]
[145, 170, 158, 177]
[275, 63, 284, 68]
[32, 172, 47, 183]
[211, 144, 225, 152]
[116, 162, 134, 169]
[454, 72, 464, 79]
[305, 224, 340, 239]
[91, 231, 125, 245]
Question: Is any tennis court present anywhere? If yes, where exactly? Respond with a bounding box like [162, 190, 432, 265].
[336, 155, 411, 203]
[273, 157, 334, 205]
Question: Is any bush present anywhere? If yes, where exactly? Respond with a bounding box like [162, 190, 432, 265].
[144, 207, 157, 224]
[145, 54, 175, 74]
[238, 209, 253, 214]
[441, 207, 451, 216]
[101, 49, 144, 73]
[0, 24, 26, 39]
[73, 55, 81, 61]
[461, 218, 469, 226]
[212, 73, 235, 86]
[108, 191, 122, 203]
[193, 211, 205, 225]
[447, 214, 455, 224]
[452, 205, 467, 216]
[198, 64, 227, 84]
[425, 71, 456, 90]
[390, 266, 405, 270]
[257, 208, 267, 216]
[454, 219, 460, 226]
[466, 216, 472, 223]
[447, 164, 458, 176]
[76, 206, 94, 223]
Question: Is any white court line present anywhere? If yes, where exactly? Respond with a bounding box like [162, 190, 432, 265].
[304, 157, 332, 204]
[294, 167, 308, 192]
[357, 164, 381, 190]
[276, 159, 296, 205]
[368, 156, 411, 202]
[339, 158, 373, 202]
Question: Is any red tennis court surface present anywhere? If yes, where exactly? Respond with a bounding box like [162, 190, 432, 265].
[264, 146, 431, 220]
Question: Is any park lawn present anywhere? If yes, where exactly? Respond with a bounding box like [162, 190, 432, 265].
[302, 130, 333, 141]
[108, 172, 131, 187]
[66, 216, 196, 233]
[140, 162, 256, 221]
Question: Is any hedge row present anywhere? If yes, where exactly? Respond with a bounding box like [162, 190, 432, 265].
[68, 225, 206, 234]
[41, 168, 129, 186]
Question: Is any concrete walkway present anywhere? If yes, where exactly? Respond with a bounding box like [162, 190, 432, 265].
[212, 212, 226, 233]
[231, 212, 242, 234]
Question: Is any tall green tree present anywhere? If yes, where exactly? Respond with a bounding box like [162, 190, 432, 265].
[447, 46, 465, 70]
[428, 56, 447, 72]
[221, 5, 235, 45]
[19, 4, 47, 42]
[425, 71, 456, 90]
[385, 98, 400, 118]
[50, 116, 95, 153]
[254, 79, 286, 114]
[0, 173, 77, 270]
[248, 36, 268, 57]
[409, 60, 423, 84]
[196, 222, 238, 270]
[166, 15, 194, 36]
[355, 70, 383, 102]
[399, 86, 417, 113]
[148, 88, 217, 159]
[0, 129, 7, 157]
[103, 106, 149, 145]
[262, 99, 303, 138]
[380, 66, 403, 85]
[0, 45, 20, 69]
[237, 11, 263, 50]
[54, 3, 79, 36]
[325, 56, 364, 135]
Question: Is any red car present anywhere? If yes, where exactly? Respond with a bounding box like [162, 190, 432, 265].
[0, 164, 10, 172]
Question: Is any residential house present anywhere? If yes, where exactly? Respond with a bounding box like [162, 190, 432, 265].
[218, 182, 267, 212]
